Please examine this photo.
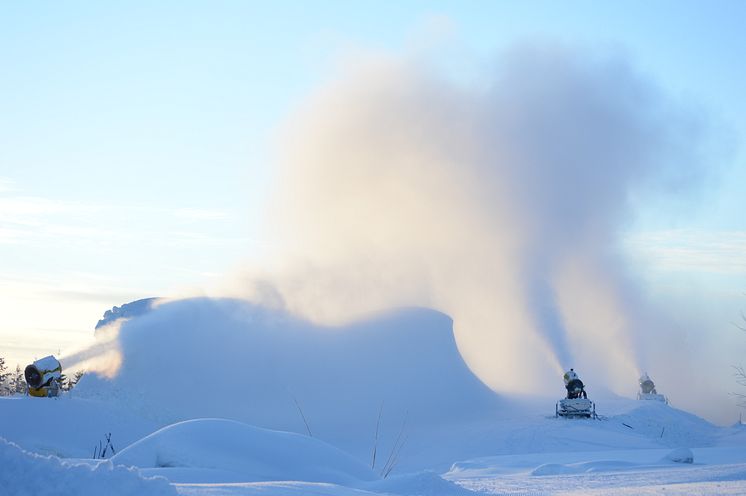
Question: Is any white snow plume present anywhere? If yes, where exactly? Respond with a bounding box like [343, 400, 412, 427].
[240, 44, 707, 398]
[59, 298, 164, 377]
[75, 298, 502, 470]
[58, 321, 123, 378]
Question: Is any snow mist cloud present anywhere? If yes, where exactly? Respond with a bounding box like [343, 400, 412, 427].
[240, 44, 705, 399]
[59, 322, 123, 379]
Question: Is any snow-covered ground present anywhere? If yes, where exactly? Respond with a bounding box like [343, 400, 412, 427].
[448, 444, 746, 495]
[1, 298, 745, 495]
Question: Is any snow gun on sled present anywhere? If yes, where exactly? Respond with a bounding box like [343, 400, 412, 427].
[556, 368, 596, 418]
[637, 373, 668, 404]
[24, 355, 62, 397]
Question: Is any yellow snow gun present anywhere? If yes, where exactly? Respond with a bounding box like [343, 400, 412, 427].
[24, 355, 62, 397]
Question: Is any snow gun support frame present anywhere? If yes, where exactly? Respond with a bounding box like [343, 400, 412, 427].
[556, 398, 597, 419]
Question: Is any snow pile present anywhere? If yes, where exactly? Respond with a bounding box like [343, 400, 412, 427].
[608, 400, 719, 448]
[0, 437, 176, 496]
[111, 418, 377, 485]
[663, 447, 694, 464]
[77, 298, 501, 468]
[531, 460, 638, 476]
[363, 470, 479, 495]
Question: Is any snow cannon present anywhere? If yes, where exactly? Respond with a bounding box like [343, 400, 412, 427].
[556, 368, 596, 418]
[637, 373, 668, 404]
[24, 355, 62, 397]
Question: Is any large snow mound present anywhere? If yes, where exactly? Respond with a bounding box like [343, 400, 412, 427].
[663, 447, 694, 464]
[0, 437, 176, 496]
[77, 298, 501, 468]
[111, 418, 377, 485]
[607, 400, 720, 447]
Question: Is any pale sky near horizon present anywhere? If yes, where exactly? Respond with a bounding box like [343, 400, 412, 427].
[1, 0, 745, 392]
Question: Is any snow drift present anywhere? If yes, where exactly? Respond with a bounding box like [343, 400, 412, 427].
[0, 437, 176, 496]
[111, 418, 377, 485]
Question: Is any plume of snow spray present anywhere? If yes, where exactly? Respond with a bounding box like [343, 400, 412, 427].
[239, 44, 705, 397]
[58, 322, 123, 378]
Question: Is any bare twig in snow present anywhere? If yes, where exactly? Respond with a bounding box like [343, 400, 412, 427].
[381, 410, 408, 479]
[371, 401, 384, 470]
[290, 393, 313, 437]
[383, 433, 409, 479]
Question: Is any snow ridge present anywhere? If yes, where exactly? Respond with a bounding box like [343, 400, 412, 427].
[0, 437, 176, 496]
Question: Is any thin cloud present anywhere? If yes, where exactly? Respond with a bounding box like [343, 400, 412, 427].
[0, 190, 236, 248]
[626, 229, 746, 274]
[174, 207, 230, 222]
[0, 177, 16, 193]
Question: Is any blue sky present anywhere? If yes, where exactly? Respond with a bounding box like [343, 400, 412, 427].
[1, 1, 745, 368]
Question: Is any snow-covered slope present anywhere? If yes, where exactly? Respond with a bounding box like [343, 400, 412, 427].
[464, 398, 728, 457]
